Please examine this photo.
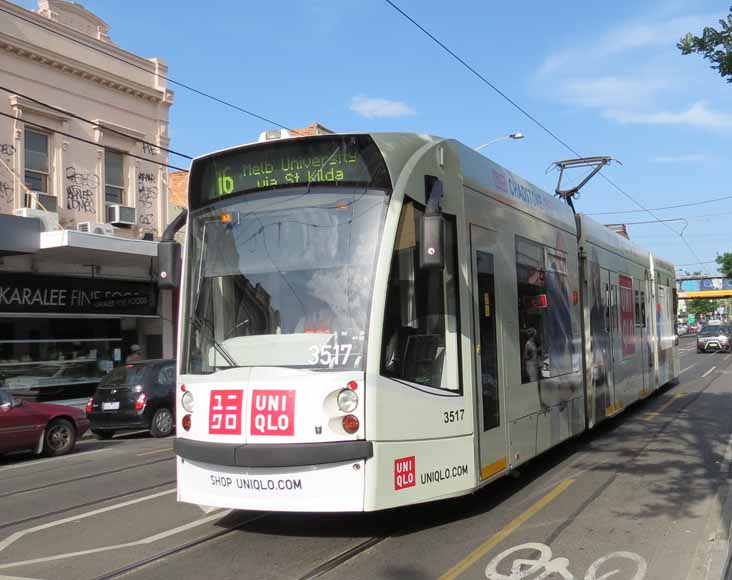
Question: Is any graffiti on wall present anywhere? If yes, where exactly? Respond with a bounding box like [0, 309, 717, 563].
[65, 165, 98, 214]
[137, 171, 157, 228]
[142, 142, 159, 156]
[0, 143, 16, 205]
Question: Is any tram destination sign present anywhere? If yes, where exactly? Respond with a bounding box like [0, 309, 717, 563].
[191, 135, 390, 207]
[0, 274, 158, 316]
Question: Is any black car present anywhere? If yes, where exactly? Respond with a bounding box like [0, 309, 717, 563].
[86, 359, 176, 439]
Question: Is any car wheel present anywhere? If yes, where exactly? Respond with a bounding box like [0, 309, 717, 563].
[150, 407, 174, 438]
[92, 429, 115, 440]
[43, 419, 77, 457]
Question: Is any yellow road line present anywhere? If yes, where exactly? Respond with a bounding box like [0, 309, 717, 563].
[438, 479, 575, 580]
[644, 393, 685, 421]
[136, 447, 174, 456]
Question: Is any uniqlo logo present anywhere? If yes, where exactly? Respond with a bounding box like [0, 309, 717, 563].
[394, 456, 416, 490]
[250, 390, 295, 436]
[208, 390, 243, 435]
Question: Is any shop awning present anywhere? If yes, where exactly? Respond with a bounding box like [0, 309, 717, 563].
[39, 230, 158, 269]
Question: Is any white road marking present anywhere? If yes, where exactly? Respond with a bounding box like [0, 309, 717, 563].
[0, 489, 175, 553]
[0, 449, 110, 473]
[136, 447, 173, 457]
[0, 575, 48, 580]
[0, 510, 263, 571]
[702, 366, 717, 378]
[680, 364, 697, 374]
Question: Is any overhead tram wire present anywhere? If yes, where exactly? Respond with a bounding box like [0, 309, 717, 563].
[587, 193, 732, 216]
[0, 110, 188, 172]
[382, 0, 709, 272]
[0, 85, 194, 161]
[0, 5, 302, 136]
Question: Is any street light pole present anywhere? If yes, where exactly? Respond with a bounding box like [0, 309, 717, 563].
[475, 132, 524, 152]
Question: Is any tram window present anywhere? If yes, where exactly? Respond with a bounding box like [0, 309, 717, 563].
[476, 251, 500, 430]
[640, 291, 647, 328]
[381, 200, 460, 391]
[635, 290, 641, 327]
[515, 237, 575, 383]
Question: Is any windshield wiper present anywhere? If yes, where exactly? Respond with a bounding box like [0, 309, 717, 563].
[190, 314, 238, 368]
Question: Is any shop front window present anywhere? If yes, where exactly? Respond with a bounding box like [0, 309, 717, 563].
[0, 318, 124, 401]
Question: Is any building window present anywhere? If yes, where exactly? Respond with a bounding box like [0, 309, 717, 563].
[24, 129, 49, 193]
[105, 150, 125, 204]
[381, 199, 460, 391]
[516, 237, 575, 383]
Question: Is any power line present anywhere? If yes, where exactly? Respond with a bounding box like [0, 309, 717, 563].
[588, 194, 732, 216]
[0, 110, 188, 172]
[383, 0, 709, 272]
[613, 210, 732, 226]
[0, 5, 301, 136]
[0, 85, 194, 160]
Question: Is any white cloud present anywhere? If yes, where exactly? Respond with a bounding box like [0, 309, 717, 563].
[538, 14, 713, 76]
[650, 153, 708, 163]
[607, 101, 732, 132]
[559, 76, 670, 110]
[349, 96, 415, 119]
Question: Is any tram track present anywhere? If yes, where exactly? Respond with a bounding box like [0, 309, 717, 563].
[0, 479, 175, 531]
[86, 506, 395, 580]
[89, 512, 271, 580]
[295, 535, 391, 580]
[0, 456, 174, 500]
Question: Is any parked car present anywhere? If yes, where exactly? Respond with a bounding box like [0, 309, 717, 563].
[697, 326, 732, 353]
[677, 324, 689, 336]
[86, 359, 176, 439]
[0, 388, 89, 457]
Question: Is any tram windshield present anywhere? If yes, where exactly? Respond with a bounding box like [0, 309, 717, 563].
[183, 189, 387, 374]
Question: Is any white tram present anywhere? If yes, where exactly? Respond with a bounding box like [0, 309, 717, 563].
[161, 133, 679, 512]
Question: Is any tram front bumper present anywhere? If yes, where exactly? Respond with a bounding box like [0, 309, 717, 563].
[177, 455, 366, 512]
[174, 438, 372, 512]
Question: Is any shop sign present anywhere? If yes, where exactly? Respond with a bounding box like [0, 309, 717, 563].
[0, 274, 158, 316]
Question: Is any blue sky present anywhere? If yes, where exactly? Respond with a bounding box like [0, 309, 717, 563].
[17, 0, 732, 273]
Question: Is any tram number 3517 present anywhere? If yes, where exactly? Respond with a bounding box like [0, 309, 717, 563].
[444, 410, 465, 424]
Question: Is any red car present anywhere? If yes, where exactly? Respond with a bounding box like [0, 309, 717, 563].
[0, 389, 89, 457]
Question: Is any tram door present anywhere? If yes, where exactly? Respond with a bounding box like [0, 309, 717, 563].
[470, 225, 507, 479]
[607, 271, 621, 411]
[595, 268, 616, 417]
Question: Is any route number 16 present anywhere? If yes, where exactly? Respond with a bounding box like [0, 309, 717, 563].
[217, 167, 234, 195]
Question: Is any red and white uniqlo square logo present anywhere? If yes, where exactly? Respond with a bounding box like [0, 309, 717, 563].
[208, 390, 243, 435]
[394, 456, 416, 490]
[250, 389, 295, 436]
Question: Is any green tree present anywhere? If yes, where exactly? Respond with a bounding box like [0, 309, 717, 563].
[687, 298, 720, 318]
[678, 7, 732, 82]
[716, 253, 732, 278]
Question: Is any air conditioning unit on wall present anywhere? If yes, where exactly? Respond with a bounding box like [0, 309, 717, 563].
[27, 192, 58, 213]
[14, 208, 59, 232]
[78, 222, 115, 236]
[106, 204, 136, 226]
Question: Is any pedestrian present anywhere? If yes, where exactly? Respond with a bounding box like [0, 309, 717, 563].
[126, 344, 143, 362]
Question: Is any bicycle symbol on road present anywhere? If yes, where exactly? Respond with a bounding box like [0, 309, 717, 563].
[485, 542, 647, 580]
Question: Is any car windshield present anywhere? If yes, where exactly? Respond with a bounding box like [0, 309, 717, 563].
[699, 327, 723, 336]
[183, 189, 387, 374]
[101, 364, 147, 385]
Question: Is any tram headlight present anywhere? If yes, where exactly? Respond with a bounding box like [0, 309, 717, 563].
[181, 390, 195, 413]
[337, 388, 359, 413]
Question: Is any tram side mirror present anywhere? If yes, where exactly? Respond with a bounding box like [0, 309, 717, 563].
[420, 175, 445, 270]
[158, 241, 182, 289]
[420, 214, 445, 270]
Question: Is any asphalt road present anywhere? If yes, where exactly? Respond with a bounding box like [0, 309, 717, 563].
[1, 335, 731, 580]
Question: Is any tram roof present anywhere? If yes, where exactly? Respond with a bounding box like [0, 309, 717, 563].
[193, 131, 578, 233]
